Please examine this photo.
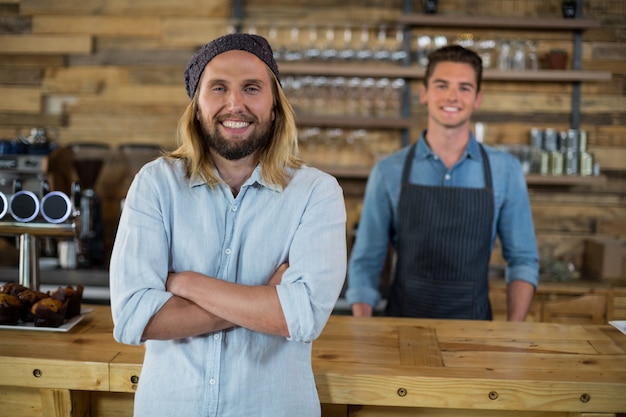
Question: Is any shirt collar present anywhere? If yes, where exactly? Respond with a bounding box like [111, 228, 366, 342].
[189, 163, 282, 192]
[416, 130, 482, 161]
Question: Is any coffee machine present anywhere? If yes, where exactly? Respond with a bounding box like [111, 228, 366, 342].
[0, 128, 80, 290]
[69, 143, 110, 269]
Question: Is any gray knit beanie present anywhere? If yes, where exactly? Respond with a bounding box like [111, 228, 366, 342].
[184, 33, 280, 99]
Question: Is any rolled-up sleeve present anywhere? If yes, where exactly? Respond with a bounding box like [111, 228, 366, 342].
[276, 173, 347, 342]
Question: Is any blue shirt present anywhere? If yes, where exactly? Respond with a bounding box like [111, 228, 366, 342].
[346, 133, 539, 308]
[110, 157, 347, 417]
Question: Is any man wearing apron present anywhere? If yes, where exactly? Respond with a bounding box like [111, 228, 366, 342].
[346, 45, 539, 321]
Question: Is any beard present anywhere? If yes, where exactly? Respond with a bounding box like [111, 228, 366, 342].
[198, 112, 273, 161]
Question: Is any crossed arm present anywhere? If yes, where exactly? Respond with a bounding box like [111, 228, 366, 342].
[141, 264, 289, 341]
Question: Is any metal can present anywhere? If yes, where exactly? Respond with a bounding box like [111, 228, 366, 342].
[543, 128, 558, 152]
[530, 127, 543, 149]
[564, 149, 578, 175]
[538, 150, 550, 175]
[580, 151, 593, 176]
[549, 151, 564, 175]
[579, 130, 588, 152]
[566, 129, 579, 151]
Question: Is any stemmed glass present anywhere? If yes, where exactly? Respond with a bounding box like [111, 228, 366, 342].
[345, 129, 368, 168]
[284, 25, 303, 61]
[266, 24, 283, 61]
[416, 35, 432, 68]
[320, 25, 338, 60]
[355, 25, 374, 61]
[373, 25, 391, 61]
[345, 77, 362, 116]
[304, 24, 321, 60]
[338, 25, 356, 60]
[390, 26, 408, 63]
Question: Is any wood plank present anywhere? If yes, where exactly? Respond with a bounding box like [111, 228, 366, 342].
[161, 18, 229, 47]
[0, 113, 65, 127]
[0, 386, 43, 417]
[42, 66, 130, 94]
[19, 0, 230, 17]
[96, 84, 187, 104]
[0, 67, 41, 85]
[0, 34, 92, 54]
[0, 16, 30, 34]
[593, 148, 626, 171]
[0, 54, 65, 68]
[397, 326, 443, 367]
[346, 405, 574, 416]
[40, 389, 89, 417]
[32, 15, 161, 37]
[68, 49, 191, 66]
[0, 86, 41, 113]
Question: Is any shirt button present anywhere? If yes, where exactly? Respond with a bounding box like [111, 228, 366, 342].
[225, 248, 232, 255]
[231, 206, 237, 212]
[213, 333, 220, 340]
[209, 378, 216, 385]
[444, 174, 451, 181]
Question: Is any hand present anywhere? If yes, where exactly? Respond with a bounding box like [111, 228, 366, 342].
[352, 302, 374, 317]
[268, 263, 289, 286]
[166, 271, 191, 295]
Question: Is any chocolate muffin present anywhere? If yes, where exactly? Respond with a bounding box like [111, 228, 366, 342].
[31, 298, 68, 328]
[0, 282, 28, 297]
[17, 289, 48, 322]
[50, 285, 84, 319]
[0, 293, 22, 325]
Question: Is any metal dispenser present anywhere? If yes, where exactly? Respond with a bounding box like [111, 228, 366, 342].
[0, 180, 81, 291]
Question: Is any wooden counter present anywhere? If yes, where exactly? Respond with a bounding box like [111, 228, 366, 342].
[0, 306, 625, 417]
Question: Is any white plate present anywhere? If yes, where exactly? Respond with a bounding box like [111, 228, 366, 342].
[609, 321, 626, 336]
[0, 308, 93, 332]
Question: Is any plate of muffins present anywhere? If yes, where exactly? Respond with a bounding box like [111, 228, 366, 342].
[0, 283, 90, 332]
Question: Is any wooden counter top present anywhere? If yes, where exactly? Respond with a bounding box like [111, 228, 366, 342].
[0, 305, 625, 417]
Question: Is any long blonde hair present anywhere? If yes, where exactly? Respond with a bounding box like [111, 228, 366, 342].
[168, 68, 302, 189]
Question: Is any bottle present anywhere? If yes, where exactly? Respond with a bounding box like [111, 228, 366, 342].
[423, 0, 437, 14]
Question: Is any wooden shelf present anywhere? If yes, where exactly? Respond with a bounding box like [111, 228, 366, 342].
[296, 114, 413, 130]
[397, 14, 601, 30]
[314, 165, 608, 186]
[525, 174, 607, 186]
[279, 63, 611, 82]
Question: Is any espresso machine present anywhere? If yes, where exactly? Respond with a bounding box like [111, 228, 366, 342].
[69, 143, 110, 269]
[0, 128, 80, 290]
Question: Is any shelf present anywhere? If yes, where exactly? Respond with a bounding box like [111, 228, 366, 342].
[525, 174, 607, 186]
[279, 63, 611, 82]
[397, 14, 601, 30]
[296, 114, 413, 130]
[314, 165, 608, 186]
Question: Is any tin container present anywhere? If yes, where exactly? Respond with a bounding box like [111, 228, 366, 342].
[543, 128, 558, 152]
[580, 151, 594, 176]
[549, 151, 564, 175]
[564, 149, 578, 175]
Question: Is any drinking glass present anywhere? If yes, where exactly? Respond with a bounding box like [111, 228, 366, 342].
[355, 24, 374, 61]
[416, 35, 432, 68]
[373, 25, 392, 61]
[338, 25, 356, 60]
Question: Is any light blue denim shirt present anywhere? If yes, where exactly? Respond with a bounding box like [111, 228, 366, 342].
[110, 157, 346, 417]
[346, 132, 539, 308]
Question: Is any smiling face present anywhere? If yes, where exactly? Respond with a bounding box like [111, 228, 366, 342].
[420, 61, 483, 132]
[195, 50, 276, 161]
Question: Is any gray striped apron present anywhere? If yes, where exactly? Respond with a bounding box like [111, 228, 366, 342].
[385, 142, 495, 319]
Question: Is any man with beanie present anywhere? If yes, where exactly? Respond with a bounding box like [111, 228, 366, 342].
[109, 33, 347, 417]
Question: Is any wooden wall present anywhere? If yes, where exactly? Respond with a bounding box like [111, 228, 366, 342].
[0, 0, 625, 278]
